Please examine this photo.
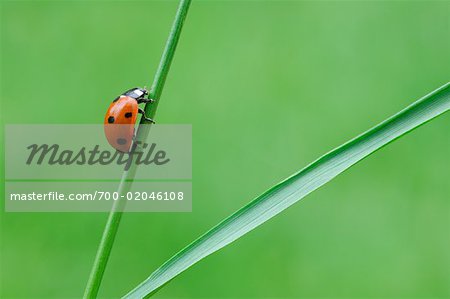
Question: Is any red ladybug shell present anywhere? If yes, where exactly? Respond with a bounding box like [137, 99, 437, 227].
[104, 96, 138, 152]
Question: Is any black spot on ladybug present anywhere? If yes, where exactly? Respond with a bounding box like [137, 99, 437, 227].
[108, 116, 115, 123]
[124, 112, 133, 118]
[113, 96, 120, 103]
[117, 138, 127, 145]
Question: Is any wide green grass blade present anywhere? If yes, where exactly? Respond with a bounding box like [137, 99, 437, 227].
[124, 83, 450, 298]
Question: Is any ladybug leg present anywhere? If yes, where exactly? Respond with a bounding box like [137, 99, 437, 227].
[138, 108, 155, 124]
[137, 97, 155, 104]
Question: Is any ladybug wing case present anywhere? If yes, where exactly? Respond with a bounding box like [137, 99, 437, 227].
[104, 96, 138, 152]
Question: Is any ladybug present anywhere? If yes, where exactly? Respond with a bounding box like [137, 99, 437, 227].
[104, 87, 155, 152]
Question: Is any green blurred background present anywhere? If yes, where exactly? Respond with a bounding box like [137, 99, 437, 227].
[1, 1, 449, 298]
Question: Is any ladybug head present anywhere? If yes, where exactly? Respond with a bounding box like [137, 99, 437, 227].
[123, 87, 148, 99]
